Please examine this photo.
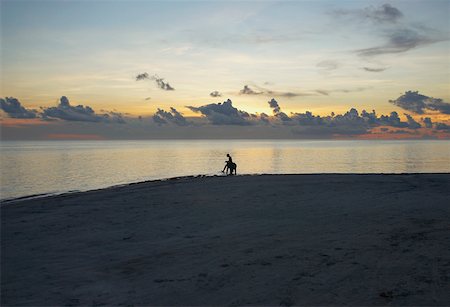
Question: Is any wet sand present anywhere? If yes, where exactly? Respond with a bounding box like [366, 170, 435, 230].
[2, 174, 450, 306]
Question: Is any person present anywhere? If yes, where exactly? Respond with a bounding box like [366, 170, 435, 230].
[222, 154, 233, 174]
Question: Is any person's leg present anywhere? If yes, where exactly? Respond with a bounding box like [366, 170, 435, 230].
[223, 161, 229, 173]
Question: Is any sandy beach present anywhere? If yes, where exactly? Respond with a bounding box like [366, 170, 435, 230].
[2, 174, 450, 306]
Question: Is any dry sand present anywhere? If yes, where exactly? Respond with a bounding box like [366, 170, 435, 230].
[1, 174, 450, 306]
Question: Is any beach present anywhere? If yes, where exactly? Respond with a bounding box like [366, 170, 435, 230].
[2, 174, 450, 306]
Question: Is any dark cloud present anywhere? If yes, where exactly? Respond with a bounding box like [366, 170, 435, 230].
[290, 108, 369, 135]
[239, 85, 263, 95]
[240, 85, 314, 98]
[0, 97, 37, 118]
[389, 91, 450, 114]
[356, 28, 444, 57]
[290, 108, 428, 133]
[152, 112, 167, 125]
[259, 113, 270, 124]
[362, 67, 387, 72]
[434, 122, 450, 131]
[152, 107, 189, 126]
[42, 96, 125, 123]
[360, 109, 378, 125]
[265, 99, 428, 132]
[404, 114, 421, 129]
[135, 73, 175, 91]
[275, 92, 307, 98]
[187, 99, 251, 125]
[268, 98, 291, 122]
[275, 112, 291, 122]
[153, 75, 175, 91]
[107, 111, 126, 124]
[378, 111, 408, 128]
[210, 91, 222, 97]
[328, 108, 367, 131]
[422, 117, 433, 128]
[291, 111, 325, 126]
[136, 72, 149, 81]
[268, 98, 281, 114]
[333, 3, 403, 24]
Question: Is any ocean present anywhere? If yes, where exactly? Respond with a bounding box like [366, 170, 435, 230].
[1, 140, 449, 200]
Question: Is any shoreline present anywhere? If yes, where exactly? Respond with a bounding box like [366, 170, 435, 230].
[2, 174, 450, 305]
[2, 172, 449, 205]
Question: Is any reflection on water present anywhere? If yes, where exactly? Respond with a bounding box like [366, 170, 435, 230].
[1, 140, 449, 200]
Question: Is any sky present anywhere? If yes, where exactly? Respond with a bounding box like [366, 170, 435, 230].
[1, 0, 450, 140]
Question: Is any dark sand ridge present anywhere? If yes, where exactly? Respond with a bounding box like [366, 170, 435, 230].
[2, 174, 450, 306]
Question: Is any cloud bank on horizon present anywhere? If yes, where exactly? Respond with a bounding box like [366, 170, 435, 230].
[2, 91, 450, 139]
[1, 96, 125, 124]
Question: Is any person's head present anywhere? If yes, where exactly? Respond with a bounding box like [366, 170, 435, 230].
[227, 154, 230, 157]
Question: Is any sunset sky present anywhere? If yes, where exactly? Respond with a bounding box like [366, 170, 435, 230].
[1, 0, 449, 139]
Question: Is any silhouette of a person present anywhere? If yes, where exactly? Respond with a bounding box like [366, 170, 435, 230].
[222, 154, 233, 174]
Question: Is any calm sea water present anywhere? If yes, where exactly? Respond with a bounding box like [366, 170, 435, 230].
[1, 140, 449, 200]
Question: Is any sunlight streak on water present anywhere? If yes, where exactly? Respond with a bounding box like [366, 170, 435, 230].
[1, 140, 449, 200]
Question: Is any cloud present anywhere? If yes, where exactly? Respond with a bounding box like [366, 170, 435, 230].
[42, 96, 125, 123]
[333, 3, 403, 24]
[187, 99, 251, 125]
[264, 99, 427, 132]
[268, 98, 281, 114]
[377, 111, 408, 128]
[104, 111, 126, 124]
[315, 90, 330, 96]
[153, 75, 175, 91]
[290, 108, 428, 133]
[275, 92, 308, 98]
[332, 3, 446, 60]
[135, 73, 175, 91]
[434, 122, 450, 131]
[268, 98, 291, 122]
[404, 113, 421, 129]
[315, 87, 369, 96]
[290, 108, 369, 135]
[239, 85, 263, 95]
[152, 107, 189, 126]
[356, 28, 444, 57]
[239, 84, 314, 98]
[0, 97, 37, 118]
[389, 91, 450, 114]
[316, 60, 339, 70]
[422, 117, 433, 128]
[362, 67, 387, 72]
[210, 91, 222, 97]
[369, 3, 403, 23]
[259, 112, 270, 124]
[136, 73, 149, 81]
